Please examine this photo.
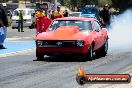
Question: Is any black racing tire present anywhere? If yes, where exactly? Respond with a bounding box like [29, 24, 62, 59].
[96, 40, 108, 57]
[12, 27, 15, 29]
[36, 49, 44, 61]
[29, 25, 33, 29]
[85, 45, 93, 61]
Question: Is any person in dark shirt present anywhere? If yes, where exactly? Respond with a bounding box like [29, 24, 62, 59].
[99, 4, 111, 27]
[0, 6, 8, 49]
[0, 6, 8, 27]
[63, 10, 69, 17]
[51, 11, 55, 20]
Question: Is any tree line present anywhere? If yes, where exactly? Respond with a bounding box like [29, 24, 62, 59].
[0, 0, 18, 3]
[0, 0, 132, 12]
[59, 0, 132, 12]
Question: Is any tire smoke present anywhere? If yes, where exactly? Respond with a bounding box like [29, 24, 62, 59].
[109, 9, 132, 51]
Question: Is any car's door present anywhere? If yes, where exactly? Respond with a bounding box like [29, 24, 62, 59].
[92, 20, 104, 50]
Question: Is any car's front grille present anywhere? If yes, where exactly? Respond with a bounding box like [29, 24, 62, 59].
[36, 40, 78, 47]
[15, 19, 27, 23]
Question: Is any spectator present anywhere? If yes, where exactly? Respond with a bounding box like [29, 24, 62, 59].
[51, 11, 54, 20]
[54, 6, 63, 19]
[63, 10, 69, 17]
[36, 9, 46, 33]
[37, 9, 45, 17]
[18, 10, 24, 32]
[99, 4, 111, 27]
[0, 6, 8, 49]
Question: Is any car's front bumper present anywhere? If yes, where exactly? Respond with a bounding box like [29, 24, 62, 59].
[12, 20, 32, 27]
[36, 40, 91, 55]
[36, 45, 89, 55]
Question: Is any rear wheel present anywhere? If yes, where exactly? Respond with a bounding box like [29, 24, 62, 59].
[29, 25, 34, 29]
[29, 23, 35, 29]
[36, 49, 44, 61]
[96, 40, 108, 57]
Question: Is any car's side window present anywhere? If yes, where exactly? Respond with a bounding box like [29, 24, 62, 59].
[93, 21, 101, 32]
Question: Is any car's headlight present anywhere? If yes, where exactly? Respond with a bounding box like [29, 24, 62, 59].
[36, 40, 43, 46]
[76, 40, 84, 47]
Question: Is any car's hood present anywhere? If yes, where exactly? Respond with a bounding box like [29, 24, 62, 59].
[36, 26, 91, 40]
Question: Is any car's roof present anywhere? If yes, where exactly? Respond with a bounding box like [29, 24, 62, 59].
[55, 17, 96, 21]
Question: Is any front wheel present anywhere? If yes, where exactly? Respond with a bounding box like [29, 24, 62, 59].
[96, 40, 108, 57]
[85, 46, 93, 61]
[12, 27, 15, 29]
[36, 49, 44, 61]
[29, 25, 33, 29]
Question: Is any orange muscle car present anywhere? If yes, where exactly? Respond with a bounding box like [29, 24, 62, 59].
[35, 17, 108, 60]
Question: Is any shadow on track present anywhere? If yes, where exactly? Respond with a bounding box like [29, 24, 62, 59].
[33, 54, 104, 62]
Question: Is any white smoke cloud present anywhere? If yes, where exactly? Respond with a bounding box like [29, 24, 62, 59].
[109, 9, 132, 51]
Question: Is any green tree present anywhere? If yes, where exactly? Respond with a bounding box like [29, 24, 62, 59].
[59, 0, 65, 5]
[12, 0, 18, 3]
[60, 0, 113, 11]
[111, 0, 132, 12]
[98, 0, 112, 7]
[0, 0, 9, 3]
[0, 0, 2, 3]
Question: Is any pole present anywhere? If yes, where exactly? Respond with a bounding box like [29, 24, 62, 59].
[25, 0, 26, 5]
[55, 0, 57, 11]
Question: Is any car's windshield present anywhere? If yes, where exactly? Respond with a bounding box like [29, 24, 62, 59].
[72, 13, 81, 17]
[13, 9, 32, 16]
[49, 20, 92, 31]
[82, 7, 98, 14]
